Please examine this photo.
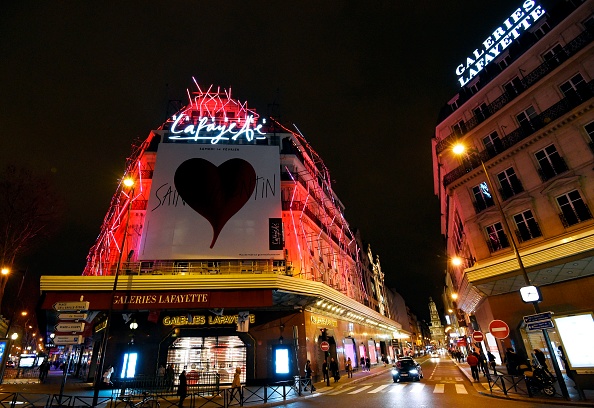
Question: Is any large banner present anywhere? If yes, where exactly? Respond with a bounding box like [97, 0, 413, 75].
[139, 143, 283, 260]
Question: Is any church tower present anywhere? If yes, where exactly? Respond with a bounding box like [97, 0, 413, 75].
[428, 297, 445, 347]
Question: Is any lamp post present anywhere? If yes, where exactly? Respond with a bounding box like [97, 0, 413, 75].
[452, 144, 569, 399]
[92, 177, 135, 406]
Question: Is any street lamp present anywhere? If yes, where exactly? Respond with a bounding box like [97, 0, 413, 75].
[92, 177, 135, 406]
[452, 143, 569, 399]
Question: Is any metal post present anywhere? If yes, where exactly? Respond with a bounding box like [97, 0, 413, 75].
[92, 187, 134, 406]
[478, 158, 569, 400]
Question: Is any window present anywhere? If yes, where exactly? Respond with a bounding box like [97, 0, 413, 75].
[453, 211, 464, 254]
[483, 131, 503, 156]
[557, 190, 593, 227]
[584, 15, 594, 29]
[513, 210, 542, 242]
[535, 144, 567, 181]
[542, 44, 565, 63]
[469, 82, 479, 94]
[450, 99, 459, 111]
[486, 222, 510, 252]
[560, 73, 585, 98]
[533, 22, 551, 40]
[585, 121, 594, 141]
[497, 167, 524, 200]
[473, 103, 489, 122]
[504, 77, 523, 95]
[516, 105, 537, 128]
[472, 182, 495, 212]
[452, 119, 466, 135]
[498, 54, 512, 71]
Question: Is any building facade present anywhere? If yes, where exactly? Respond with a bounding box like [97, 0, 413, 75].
[40, 84, 409, 385]
[432, 0, 594, 382]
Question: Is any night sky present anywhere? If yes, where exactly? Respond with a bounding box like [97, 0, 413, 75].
[1, 1, 522, 321]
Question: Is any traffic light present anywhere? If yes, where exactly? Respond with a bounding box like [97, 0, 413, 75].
[319, 328, 327, 341]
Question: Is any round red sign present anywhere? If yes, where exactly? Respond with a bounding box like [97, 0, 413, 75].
[489, 319, 510, 339]
[471, 331, 484, 342]
[320, 341, 330, 351]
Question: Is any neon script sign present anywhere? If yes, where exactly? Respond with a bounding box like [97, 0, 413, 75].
[455, 0, 545, 87]
[169, 113, 267, 144]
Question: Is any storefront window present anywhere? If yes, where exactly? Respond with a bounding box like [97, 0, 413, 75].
[167, 336, 246, 383]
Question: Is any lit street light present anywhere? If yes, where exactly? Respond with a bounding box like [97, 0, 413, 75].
[452, 143, 569, 399]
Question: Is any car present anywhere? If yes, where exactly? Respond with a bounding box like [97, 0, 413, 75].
[430, 351, 440, 358]
[391, 358, 423, 382]
[5, 361, 15, 368]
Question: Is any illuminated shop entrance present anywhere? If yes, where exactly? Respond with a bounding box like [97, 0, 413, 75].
[167, 336, 246, 383]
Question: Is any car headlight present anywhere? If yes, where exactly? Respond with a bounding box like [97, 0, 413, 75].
[391, 369, 399, 375]
[409, 369, 418, 374]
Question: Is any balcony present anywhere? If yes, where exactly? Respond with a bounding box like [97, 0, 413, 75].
[443, 80, 594, 187]
[436, 27, 594, 156]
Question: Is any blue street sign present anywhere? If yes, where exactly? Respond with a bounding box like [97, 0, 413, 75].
[526, 320, 555, 331]
[523, 312, 553, 324]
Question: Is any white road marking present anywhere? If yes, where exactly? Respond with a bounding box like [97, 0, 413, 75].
[369, 384, 390, 393]
[389, 384, 407, 392]
[455, 384, 468, 394]
[327, 386, 355, 395]
[347, 385, 372, 394]
[433, 384, 445, 393]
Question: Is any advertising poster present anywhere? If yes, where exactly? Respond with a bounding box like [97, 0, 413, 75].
[140, 143, 283, 260]
[553, 313, 594, 370]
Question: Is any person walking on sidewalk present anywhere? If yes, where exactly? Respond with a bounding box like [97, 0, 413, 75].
[177, 370, 187, 407]
[322, 359, 330, 386]
[345, 357, 353, 378]
[467, 351, 480, 382]
[487, 351, 497, 374]
[330, 358, 339, 383]
[303, 360, 315, 391]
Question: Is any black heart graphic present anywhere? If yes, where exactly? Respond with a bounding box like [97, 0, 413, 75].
[174, 158, 256, 248]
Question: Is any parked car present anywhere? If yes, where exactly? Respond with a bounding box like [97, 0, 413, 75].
[391, 358, 423, 382]
[5, 360, 15, 368]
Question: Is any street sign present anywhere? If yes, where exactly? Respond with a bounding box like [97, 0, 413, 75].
[527, 320, 555, 331]
[53, 335, 83, 345]
[53, 301, 90, 312]
[471, 331, 484, 342]
[320, 341, 330, 351]
[523, 312, 553, 324]
[54, 322, 85, 332]
[489, 319, 510, 339]
[58, 313, 88, 321]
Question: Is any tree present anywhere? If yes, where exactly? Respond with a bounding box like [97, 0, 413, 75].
[0, 165, 62, 315]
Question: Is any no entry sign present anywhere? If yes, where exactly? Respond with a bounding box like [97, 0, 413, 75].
[489, 319, 510, 339]
[471, 331, 484, 342]
[320, 341, 330, 351]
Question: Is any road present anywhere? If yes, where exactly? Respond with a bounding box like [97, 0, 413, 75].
[270, 355, 577, 408]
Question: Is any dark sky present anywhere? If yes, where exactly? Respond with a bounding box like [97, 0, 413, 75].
[1, 0, 522, 321]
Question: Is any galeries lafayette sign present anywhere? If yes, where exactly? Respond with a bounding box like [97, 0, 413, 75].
[455, 0, 545, 87]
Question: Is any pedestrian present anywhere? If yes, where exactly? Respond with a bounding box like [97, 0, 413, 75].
[304, 360, 315, 391]
[504, 347, 519, 375]
[478, 350, 488, 376]
[177, 370, 187, 407]
[533, 349, 552, 376]
[322, 359, 330, 386]
[230, 367, 242, 401]
[467, 351, 480, 381]
[39, 360, 50, 383]
[346, 357, 353, 378]
[365, 357, 371, 372]
[166, 364, 175, 392]
[487, 350, 497, 374]
[330, 357, 339, 382]
[360, 357, 365, 371]
[157, 364, 166, 386]
[102, 365, 114, 387]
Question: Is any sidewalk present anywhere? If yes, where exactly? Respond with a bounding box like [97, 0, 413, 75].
[452, 358, 594, 406]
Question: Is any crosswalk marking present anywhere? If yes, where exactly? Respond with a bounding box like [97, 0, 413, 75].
[327, 386, 355, 395]
[455, 384, 468, 394]
[389, 384, 407, 392]
[368, 384, 390, 393]
[433, 384, 445, 393]
[347, 385, 372, 394]
[410, 384, 425, 393]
